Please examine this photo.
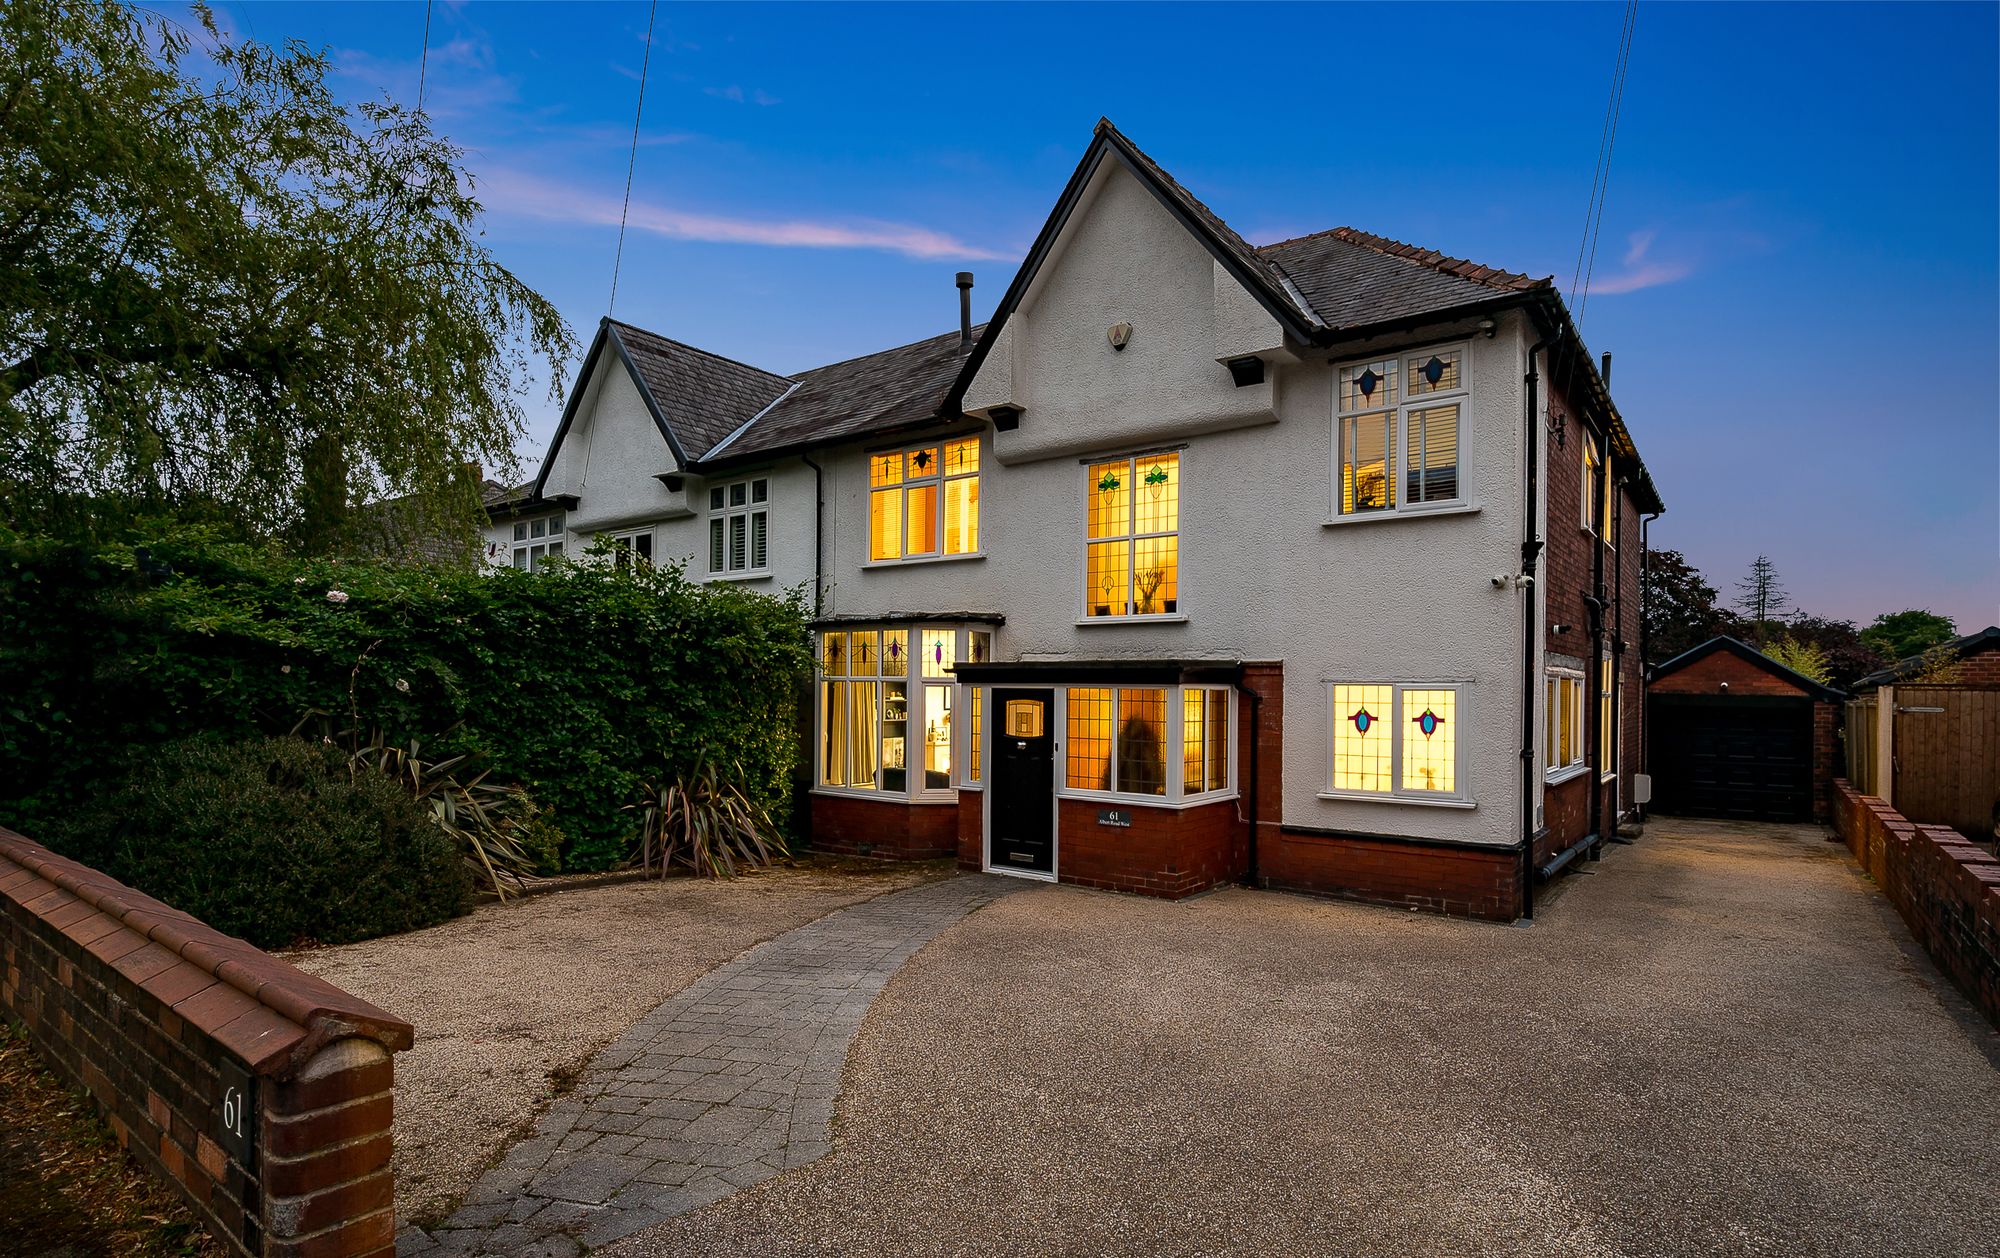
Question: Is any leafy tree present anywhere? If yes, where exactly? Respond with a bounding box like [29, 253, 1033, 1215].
[0, 1, 572, 551]
[1643, 548, 1738, 663]
[1734, 555, 1790, 637]
[1762, 637, 1833, 686]
[1860, 609, 1958, 664]
[1778, 614, 1883, 692]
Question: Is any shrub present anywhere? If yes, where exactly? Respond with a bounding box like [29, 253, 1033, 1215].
[44, 736, 470, 949]
[630, 754, 788, 878]
[0, 529, 812, 870]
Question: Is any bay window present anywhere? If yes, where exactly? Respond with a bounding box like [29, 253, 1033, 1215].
[817, 623, 990, 800]
[1326, 682, 1468, 803]
[1060, 685, 1232, 801]
[1084, 451, 1180, 618]
[1335, 344, 1468, 517]
[870, 438, 980, 562]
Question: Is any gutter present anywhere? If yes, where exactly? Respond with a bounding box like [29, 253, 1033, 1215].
[1518, 327, 1554, 922]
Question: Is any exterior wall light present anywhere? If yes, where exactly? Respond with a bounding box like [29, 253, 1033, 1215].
[1107, 322, 1133, 351]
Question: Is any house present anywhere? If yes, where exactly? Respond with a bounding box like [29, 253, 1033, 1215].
[1645, 636, 1843, 823]
[1850, 625, 2000, 690]
[486, 120, 1664, 920]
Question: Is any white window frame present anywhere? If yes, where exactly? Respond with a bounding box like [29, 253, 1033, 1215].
[510, 512, 566, 571]
[1599, 653, 1617, 782]
[865, 436, 982, 565]
[814, 623, 986, 804]
[608, 528, 654, 570]
[707, 476, 770, 579]
[1544, 668, 1586, 783]
[1320, 680, 1474, 808]
[1582, 436, 1613, 541]
[1052, 685, 1236, 808]
[1079, 449, 1184, 623]
[1332, 342, 1472, 520]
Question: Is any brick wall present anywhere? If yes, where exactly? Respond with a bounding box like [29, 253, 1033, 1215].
[0, 828, 412, 1258]
[808, 793, 958, 860]
[1260, 829, 1522, 921]
[1956, 648, 2000, 684]
[1649, 648, 1839, 822]
[955, 790, 983, 872]
[1055, 798, 1240, 897]
[1540, 772, 1591, 864]
[1830, 782, 1999, 1028]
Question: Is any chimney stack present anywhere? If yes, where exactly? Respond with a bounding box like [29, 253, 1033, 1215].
[957, 272, 974, 347]
[1600, 352, 1612, 387]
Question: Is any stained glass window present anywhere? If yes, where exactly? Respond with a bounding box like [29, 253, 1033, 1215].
[1066, 688, 1113, 791]
[1400, 689, 1456, 793]
[1337, 345, 1468, 517]
[1084, 453, 1179, 618]
[871, 438, 981, 561]
[1181, 687, 1232, 794]
[1331, 684, 1394, 793]
[1330, 683, 1463, 798]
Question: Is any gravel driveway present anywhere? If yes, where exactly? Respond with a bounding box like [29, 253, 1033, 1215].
[285, 859, 945, 1226]
[607, 819, 2000, 1258]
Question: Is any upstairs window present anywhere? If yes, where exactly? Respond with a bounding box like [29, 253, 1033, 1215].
[1582, 438, 1613, 539]
[870, 437, 980, 561]
[611, 529, 653, 570]
[1084, 451, 1180, 618]
[511, 512, 565, 571]
[1335, 345, 1468, 516]
[1327, 682, 1466, 802]
[708, 477, 769, 576]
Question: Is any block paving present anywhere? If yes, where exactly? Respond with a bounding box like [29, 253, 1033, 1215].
[398, 874, 1023, 1256]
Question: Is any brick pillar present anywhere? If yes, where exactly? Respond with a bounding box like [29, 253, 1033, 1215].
[261, 1038, 397, 1257]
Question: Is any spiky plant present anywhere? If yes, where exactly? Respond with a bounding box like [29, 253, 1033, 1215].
[628, 755, 786, 878]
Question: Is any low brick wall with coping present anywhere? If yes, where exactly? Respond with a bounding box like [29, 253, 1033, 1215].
[1830, 781, 2000, 1027]
[0, 827, 414, 1257]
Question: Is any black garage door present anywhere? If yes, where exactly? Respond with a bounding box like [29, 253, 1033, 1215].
[1649, 695, 1813, 822]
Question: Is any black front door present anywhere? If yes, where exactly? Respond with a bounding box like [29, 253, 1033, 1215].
[989, 688, 1055, 875]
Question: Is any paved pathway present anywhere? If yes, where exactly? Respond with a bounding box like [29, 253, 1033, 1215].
[398, 875, 1024, 1257]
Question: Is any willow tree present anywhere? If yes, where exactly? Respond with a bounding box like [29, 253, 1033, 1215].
[0, 1, 573, 551]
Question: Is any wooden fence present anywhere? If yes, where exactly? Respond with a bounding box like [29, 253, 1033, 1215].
[1847, 685, 2000, 839]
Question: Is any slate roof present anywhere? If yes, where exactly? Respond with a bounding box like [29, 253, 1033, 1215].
[1258, 227, 1549, 332]
[609, 320, 793, 458]
[705, 326, 983, 464]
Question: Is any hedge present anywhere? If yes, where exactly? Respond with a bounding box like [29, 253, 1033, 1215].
[0, 530, 812, 871]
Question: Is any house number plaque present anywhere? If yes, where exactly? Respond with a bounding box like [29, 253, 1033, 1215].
[218, 1060, 257, 1168]
[1097, 809, 1132, 828]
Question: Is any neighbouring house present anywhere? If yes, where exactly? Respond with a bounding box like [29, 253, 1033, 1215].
[485, 120, 1665, 920]
[1849, 625, 2000, 690]
[1844, 625, 2000, 840]
[1645, 636, 1843, 824]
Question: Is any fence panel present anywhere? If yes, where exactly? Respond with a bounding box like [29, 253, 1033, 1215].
[1845, 697, 1877, 795]
[1892, 686, 2000, 837]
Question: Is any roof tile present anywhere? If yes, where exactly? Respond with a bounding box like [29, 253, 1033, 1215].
[609, 321, 794, 459]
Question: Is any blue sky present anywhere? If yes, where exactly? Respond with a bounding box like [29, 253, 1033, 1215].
[203, 1, 1998, 633]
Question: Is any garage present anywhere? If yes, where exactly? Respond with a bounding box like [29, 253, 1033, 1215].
[1647, 637, 1843, 824]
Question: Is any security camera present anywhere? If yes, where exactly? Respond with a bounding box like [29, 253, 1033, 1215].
[1492, 574, 1509, 589]
[1516, 573, 1534, 589]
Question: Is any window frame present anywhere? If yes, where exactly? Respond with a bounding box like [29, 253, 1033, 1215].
[1581, 436, 1614, 542]
[813, 623, 988, 804]
[1054, 684, 1236, 807]
[1320, 680, 1474, 807]
[1332, 341, 1473, 520]
[707, 476, 771, 580]
[609, 528, 654, 570]
[866, 436, 982, 566]
[510, 511, 567, 571]
[1599, 653, 1617, 782]
[1079, 449, 1184, 622]
[1544, 668, 1587, 783]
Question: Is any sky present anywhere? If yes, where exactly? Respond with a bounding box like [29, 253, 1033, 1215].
[195, 1, 1999, 633]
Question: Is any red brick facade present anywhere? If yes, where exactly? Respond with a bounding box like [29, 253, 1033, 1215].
[1259, 829, 1522, 921]
[809, 793, 959, 860]
[1832, 782, 2000, 1028]
[0, 828, 410, 1258]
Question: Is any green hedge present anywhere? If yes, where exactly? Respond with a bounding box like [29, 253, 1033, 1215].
[0, 530, 811, 871]
[46, 737, 471, 949]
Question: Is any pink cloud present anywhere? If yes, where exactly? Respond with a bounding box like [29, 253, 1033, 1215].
[1591, 230, 1691, 295]
[479, 167, 1010, 261]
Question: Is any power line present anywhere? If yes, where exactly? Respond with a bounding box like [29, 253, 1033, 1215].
[416, 0, 433, 112]
[608, 0, 659, 318]
[1576, 1, 1637, 333]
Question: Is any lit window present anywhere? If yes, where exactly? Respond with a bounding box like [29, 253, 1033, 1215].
[1085, 452, 1179, 617]
[1181, 687, 1232, 795]
[1544, 671, 1584, 775]
[1336, 345, 1468, 516]
[510, 512, 566, 571]
[708, 477, 770, 576]
[871, 437, 980, 561]
[818, 624, 981, 799]
[964, 686, 984, 784]
[1065, 687, 1169, 796]
[1328, 683, 1466, 801]
[1599, 657, 1615, 777]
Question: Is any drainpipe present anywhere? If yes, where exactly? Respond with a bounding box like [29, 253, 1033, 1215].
[1637, 508, 1661, 817]
[801, 453, 825, 616]
[1519, 327, 1554, 921]
[1586, 455, 1609, 856]
[1243, 682, 1262, 887]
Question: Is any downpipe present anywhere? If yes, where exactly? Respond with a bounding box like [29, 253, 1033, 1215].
[1518, 329, 1554, 922]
